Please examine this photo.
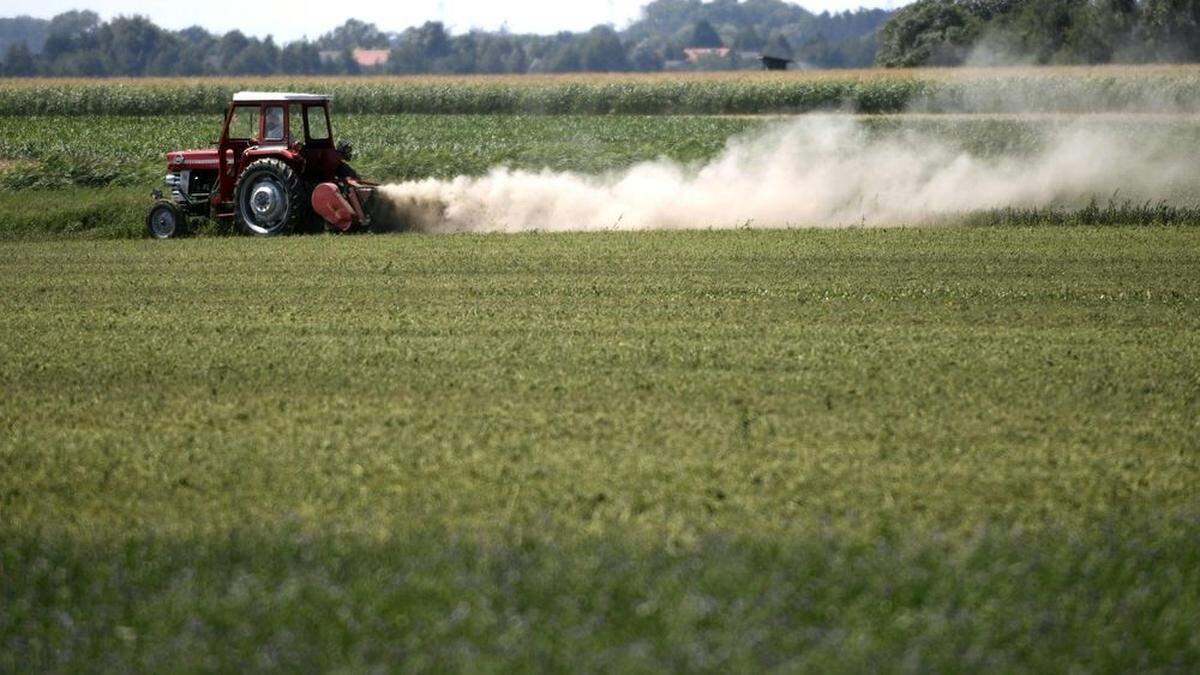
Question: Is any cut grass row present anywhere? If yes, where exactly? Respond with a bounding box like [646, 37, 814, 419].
[2, 66, 1200, 115]
[2, 228, 1198, 669]
[7, 188, 1197, 240]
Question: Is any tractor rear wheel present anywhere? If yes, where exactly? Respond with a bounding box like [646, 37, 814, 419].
[234, 158, 305, 236]
[146, 200, 185, 239]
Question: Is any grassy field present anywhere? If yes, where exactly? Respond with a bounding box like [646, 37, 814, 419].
[9, 112, 1200, 188]
[2, 228, 1198, 670]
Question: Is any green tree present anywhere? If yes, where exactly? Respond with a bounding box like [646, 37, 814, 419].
[338, 47, 360, 75]
[317, 19, 388, 50]
[0, 16, 50, 57]
[99, 16, 169, 76]
[1, 42, 37, 76]
[177, 43, 209, 75]
[763, 32, 793, 59]
[630, 38, 667, 70]
[1139, 0, 1200, 60]
[545, 35, 583, 72]
[414, 22, 452, 59]
[686, 19, 724, 47]
[147, 37, 183, 75]
[477, 39, 510, 73]
[43, 10, 100, 59]
[733, 25, 765, 51]
[219, 31, 250, 71]
[580, 25, 629, 71]
[876, 0, 981, 67]
[281, 41, 322, 74]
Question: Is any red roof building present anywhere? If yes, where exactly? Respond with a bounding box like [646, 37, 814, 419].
[352, 49, 391, 68]
[683, 48, 731, 62]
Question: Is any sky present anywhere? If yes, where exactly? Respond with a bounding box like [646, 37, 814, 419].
[2, 0, 906, 43]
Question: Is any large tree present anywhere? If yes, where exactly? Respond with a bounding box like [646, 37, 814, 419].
[1, 42, 36, 76]
[875, 0, 982, 67]
[317, 19, 389, 50]
[686, 19, 725, 48]
[580, 25, 630, 71]
[763, 32, 793, 59]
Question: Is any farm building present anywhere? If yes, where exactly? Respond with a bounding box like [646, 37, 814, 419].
[683, 47, 731, 62]
[761, 55, 793, 70]
[318, 49, 391, 69]
[352, 49, 390, 68]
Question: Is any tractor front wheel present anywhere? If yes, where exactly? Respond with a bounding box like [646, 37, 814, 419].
[147, 200, 185, 239]
[234, 158, 305, 236]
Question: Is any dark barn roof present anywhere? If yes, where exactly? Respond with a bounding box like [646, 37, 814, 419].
[760, 55, 793, 70]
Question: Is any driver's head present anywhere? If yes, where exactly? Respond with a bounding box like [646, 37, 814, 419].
[265, 107, 284, 140]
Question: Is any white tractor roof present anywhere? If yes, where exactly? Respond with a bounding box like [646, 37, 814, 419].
[232, 91, 330, 102]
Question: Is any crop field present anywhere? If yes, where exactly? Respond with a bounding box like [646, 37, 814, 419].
[1, 66, 1200, 115]
[1, 67, 1199, 669]
[2, 229, 1198, 670]
[3, 112, 1200, 238]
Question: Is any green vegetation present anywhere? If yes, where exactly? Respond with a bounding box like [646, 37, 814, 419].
[4, 110, 1200, 239]
[1, 228, 1197, 670]
[17, 111, 1200, 189]
[0, 113, 764, 239]
[0, 188, 146, 239]
[0, 2, 889, 78]
[877, 0, 1200, 68]
[1, 67, 1200, 115]
[0, 114, 760, 190]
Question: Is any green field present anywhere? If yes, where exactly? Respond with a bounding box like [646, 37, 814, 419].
[2, 68, 1199, 668]
[1, 67, 1200, 115]
[3, 112, 1200, 238]
[2, 229, 1198, 670]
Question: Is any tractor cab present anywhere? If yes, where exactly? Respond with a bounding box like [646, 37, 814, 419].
[216, 92, 342, 201]
[149, 91, 375, 238]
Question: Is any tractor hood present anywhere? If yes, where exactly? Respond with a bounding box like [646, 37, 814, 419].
[166, 149, 219, 171]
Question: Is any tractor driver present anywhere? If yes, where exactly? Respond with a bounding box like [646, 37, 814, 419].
[264, 106, 285, 142]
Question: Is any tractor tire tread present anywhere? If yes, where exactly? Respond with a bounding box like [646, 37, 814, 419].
[233, 158, 306, 236]
[146, 199, 186, 239]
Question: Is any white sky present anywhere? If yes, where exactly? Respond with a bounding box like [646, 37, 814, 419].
[2, 0, 907, 42]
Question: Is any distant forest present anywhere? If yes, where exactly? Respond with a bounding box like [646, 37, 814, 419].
[0, 0, 892, 76]
[880, 0, 1200, 66]
[5, 0, 1199, 77]
[0, 0, 891, 77]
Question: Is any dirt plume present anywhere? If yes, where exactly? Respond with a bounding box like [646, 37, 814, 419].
[377, 116, 1197, 233]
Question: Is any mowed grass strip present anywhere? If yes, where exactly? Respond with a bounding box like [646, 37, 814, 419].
[1, 228, 1198, 670]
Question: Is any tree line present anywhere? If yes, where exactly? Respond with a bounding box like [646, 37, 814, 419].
[0, 1, 891, 77]
[12, 0, 1195, 76]
[878, 0, 1200, 66]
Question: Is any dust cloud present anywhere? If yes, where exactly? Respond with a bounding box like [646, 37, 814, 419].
[376, 116, 1197, 233]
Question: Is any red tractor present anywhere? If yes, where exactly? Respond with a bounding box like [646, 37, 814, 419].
[148, 92, 376, 238]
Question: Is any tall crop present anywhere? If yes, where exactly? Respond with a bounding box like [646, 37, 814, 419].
[0, 66, 1199, 115]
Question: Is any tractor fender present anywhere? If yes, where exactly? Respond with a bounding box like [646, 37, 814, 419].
[312, 182, 355, 232]
[242, 146, 305, 172]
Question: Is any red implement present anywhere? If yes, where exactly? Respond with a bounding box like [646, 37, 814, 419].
[311, 182, 355, 232]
